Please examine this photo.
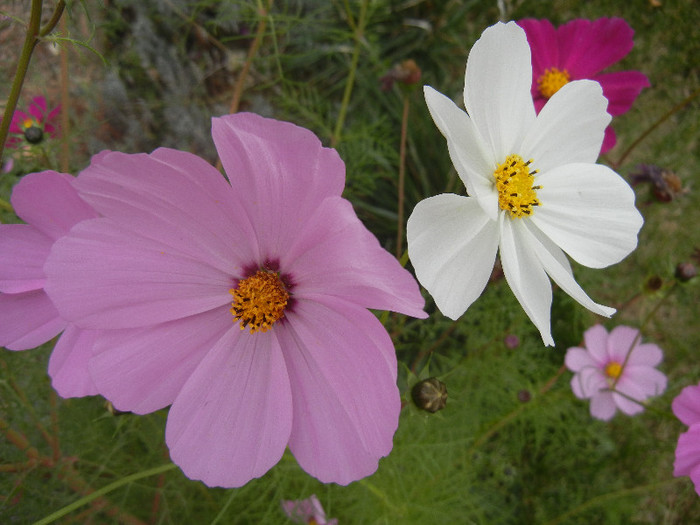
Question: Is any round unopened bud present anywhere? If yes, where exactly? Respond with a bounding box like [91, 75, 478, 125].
[644, 275, 663, 293]
[24, 125, 43, 144]
[517, 389, 531, 403]
[411, 377, 448, 413]
[675, 262, 697, 282]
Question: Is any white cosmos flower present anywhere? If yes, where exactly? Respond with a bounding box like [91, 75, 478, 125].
[407, 21, 643, 346]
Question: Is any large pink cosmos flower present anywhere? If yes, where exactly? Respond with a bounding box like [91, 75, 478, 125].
[45, 113, 427, 487]
[672, 382, 700, 496]
[564, 324, 666, 421]
[517, 18, 649, 154]
[0, 171, 98, 397]
[7, 96, 61, 148]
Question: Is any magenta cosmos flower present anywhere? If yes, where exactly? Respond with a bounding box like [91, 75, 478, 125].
[564, 324, 666, 421]
[45, 113, 427, 487]
[0, 171, 98, 397]
[8, 96, 61, 147]
[672, 382, 700, 496]
[517, 18, 649, 153]
[282, 494, 338, 525]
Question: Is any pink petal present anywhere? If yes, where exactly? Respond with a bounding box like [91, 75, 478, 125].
[277, 295, 400, 485]
[600, 126, 617, 154]
[0, 224, 52, 293]
[48, 325, 99, 398]
[89, 309, 231, 414]
[213, 113, 346, 258]
[74, 149, 255, 273]
[593, 71, 650, 116]
[672, 384, 700, 426]
[570, 367, 607, 399]
[287, 196, 426, 318]
[0, 290, 65, 350]
[11, 171, 98, 240]
[582, 324, 610, 365]
[45, 219, 232, 329]
[564, 347, 596, 372]
[166, 327, 292, 488]
[28, 96, 48, 121]
[607, 325, 641, 363]
[558, 18, 635, 78]
[626, 342, 663, 367]
[674, 425, 700, 478]
[9, 110, 28, 134]
[621, 366, 666, 398]
[590, 390, 617, 421]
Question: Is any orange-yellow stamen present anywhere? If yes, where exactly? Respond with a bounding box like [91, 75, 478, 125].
[22, 118, 38, 130]
[494, 154, 541, 218]
[605, 362, 623, 380]
[537, 67, 570, 99]
[229, 270, 289, 333]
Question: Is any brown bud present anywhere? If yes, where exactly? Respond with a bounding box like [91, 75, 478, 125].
[675, 262, 697, 282]
[411, 377, 448, 413]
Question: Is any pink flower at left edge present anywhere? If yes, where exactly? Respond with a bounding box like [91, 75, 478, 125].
[0, 171, 99, 397]
[517, 18, 650, 154]
[672, 382, 700, 496]
[44, 112, 428, 488]
[7, 96, 61, 148]
[282, 494, 338, 525]
[565, 324, 667, 421]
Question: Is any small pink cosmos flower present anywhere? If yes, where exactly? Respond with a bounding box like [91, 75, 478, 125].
[564, 324, 667, 421]
[0, 171, 99, 397]
[517, 18, 650, 153]
[8, 96, 61, 147]
[672, 382, 700, 496]
[45, 112, 427, 487]
[282, 494, 338, 525]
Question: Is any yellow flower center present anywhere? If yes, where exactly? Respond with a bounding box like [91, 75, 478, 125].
[229, 270, 289, 333]
[537, 67, 570, 99]
[22, 118, 39, 130]
[605, 361, 623, 380]
[494, 154, 541, 218]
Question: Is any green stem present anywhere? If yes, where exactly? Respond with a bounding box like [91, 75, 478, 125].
[612, 87, 700, 170]
[0, 197, 14, 212]
[395, 94, 410, 259]
[331, 0, 368, 147]
[33, 463, 177, 525]
[544, 478, 683, 525]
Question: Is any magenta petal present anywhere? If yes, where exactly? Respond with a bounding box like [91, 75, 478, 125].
[517, 19, 560, 78]
[11, 171, 98, 240]
[590, 390, 617, 421]
[45, 219, 232, 329]
[582, 324, 609, 365]
[90, 309, 231, 414]
[166, 328, 292, 488]
[48, 325, 99, 398]
[278, 296, 400, 485]
[212, 113, 346, 257]
[74, 149, 255, 272]
[0, 290, 65, 350]
[28, 96, 47, 121]
[286, 197, 426, 318]
[0, 224, 52, 293]
[674, 425, 700, 478]
[593, 71, 650, 116]
[9, 110, 27, 134]
[673, 384, 700, 427]
[600, 126, 617, 154]
[559, 18, 635, 78]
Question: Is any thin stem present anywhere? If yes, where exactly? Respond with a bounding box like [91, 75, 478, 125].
[0, 0, 44, 164]
[395, 94, 410, 258]
[39, 0, 66, 38]
[612, 87, 700, 170]
[33, 463, 177, 525]
[331, 0, 368, 147]
[59, 12, 70, 172]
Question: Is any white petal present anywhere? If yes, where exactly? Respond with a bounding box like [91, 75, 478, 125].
[464, 22, 536, 161]
[499, 218, 554, 346]
[424, 86, 497, 218]
[407, 194, 499, 320]
[522, 221, 616, 317]
[521, 80, 611, 173]
[531, 163, 643, 268]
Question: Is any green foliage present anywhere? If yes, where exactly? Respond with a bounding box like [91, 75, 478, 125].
[1, 0, 699, 523]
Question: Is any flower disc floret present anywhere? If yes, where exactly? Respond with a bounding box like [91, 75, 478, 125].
[604, 361, 622, 380]
[494, 154, 540, 218]
[537, 67, 570, 99]
[230, 270, 289, 333]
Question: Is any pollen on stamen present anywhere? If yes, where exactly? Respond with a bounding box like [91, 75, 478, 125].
[494, 154, 541, 219]
[229, 269, 289, 334]
[537, 67, 571, 99]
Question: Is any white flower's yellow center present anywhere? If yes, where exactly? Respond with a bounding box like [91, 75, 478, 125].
[494, 154, 541, 218]
[537, 67, 570, 99]
[229, 270, 289, 333]
[605, 361, 623, 380]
